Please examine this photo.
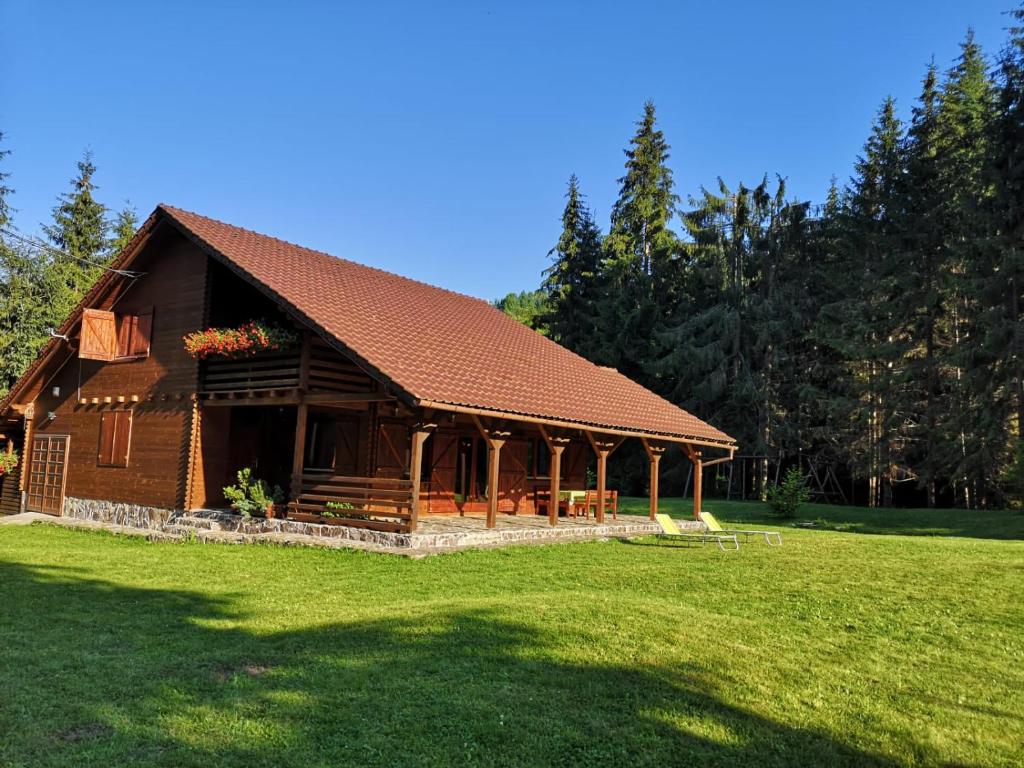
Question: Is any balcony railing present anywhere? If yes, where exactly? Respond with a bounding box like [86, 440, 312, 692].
[199, 351, 301, 394]
[289, 473, 416, 533]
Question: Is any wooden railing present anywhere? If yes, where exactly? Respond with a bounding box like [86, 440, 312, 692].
[200, 351, 301, 394]
[289, 474, 415, 533]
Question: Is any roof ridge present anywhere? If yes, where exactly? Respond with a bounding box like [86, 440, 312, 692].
[157, 203, 498, 308]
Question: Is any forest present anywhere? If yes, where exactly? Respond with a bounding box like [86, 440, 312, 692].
[2, 12, 1023, 510]
[498, 16, 1024, 509]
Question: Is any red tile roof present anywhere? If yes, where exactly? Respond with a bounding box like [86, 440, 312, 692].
[162, 206, 733, 446]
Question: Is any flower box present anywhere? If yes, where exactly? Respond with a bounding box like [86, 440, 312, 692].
[184, 320, 299, 360]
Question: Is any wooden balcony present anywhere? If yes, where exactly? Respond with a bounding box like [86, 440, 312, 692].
[199, 351, 302, 395]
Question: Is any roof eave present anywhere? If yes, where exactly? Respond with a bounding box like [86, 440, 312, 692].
[415, 399, 737, 451]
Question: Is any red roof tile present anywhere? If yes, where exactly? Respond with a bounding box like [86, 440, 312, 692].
[162, 206, 734, 446]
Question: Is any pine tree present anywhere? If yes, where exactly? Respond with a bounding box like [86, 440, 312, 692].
[41, 152, 110, 329]
[989, 7, 1024, 506]
[817, 98, 906, 507]
[109, 202, 138, 257]
[935, 31, 999, 507]
[599, 101, 680, 386]
[898, 63, 949, 507]
[542, 175, 603, 356]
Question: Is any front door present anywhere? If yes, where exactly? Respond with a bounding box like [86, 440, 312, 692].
[26, 434, 70, 515]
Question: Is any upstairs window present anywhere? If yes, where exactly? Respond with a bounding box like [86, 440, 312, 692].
[98, 411, 132, 468]
[80, 308, 153, 361]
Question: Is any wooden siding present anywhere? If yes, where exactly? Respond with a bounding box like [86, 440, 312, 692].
[31, 231, 208, 511]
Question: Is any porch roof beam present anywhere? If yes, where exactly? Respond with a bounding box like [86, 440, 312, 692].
[416, 399, 735, 454]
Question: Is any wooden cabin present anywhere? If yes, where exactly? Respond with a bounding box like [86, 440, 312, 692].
[0, 205, 736, 534]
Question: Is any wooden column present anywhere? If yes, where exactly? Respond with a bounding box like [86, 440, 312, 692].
[547, 445, 565, 527]
[595, 448, 608, 523]
[291, 402, 308, 501]
[585, 432, 622, 524]
[18, 407, 34, 512]
[539, 426, 569, 528]
[408, 428, 431, 533]
[485, 439, 504, 528]
[642, 438, 665, 520]
[684, 444, 704, 520]
[474, 415, 509, 529]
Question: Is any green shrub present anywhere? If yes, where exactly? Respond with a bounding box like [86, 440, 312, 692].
[0, 450, 18, 476]
[766, 467, 811, 519]
[223, 468, 284, 518]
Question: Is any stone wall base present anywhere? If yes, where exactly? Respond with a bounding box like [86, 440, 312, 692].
[63, 497, 176, 530]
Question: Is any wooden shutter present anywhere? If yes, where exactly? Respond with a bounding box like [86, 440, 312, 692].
[116, 315, 136, 358]
[79, 309, 116, 361]
[131, 310, 153, 357]
[114, 309, 154, 359]
[98, 411, 132, 467]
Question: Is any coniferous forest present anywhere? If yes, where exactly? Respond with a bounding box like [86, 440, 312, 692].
[500, 15, 1024, 509]
[2, 11, 1023, 510]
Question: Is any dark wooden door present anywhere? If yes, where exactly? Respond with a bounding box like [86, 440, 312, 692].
[427, 431, 459, 513]
[498, 440, 529, 513]
[26, 435, 70, 515]
[375, 420, 409, 479]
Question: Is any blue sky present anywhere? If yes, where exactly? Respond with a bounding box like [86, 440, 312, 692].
[0, 1, 1013, 299]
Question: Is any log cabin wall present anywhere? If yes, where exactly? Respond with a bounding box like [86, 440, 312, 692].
[31, 229, 208, 511]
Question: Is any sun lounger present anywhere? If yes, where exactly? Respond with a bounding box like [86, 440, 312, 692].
[700, 512, 782, 546]
[655, 513, 739, 551]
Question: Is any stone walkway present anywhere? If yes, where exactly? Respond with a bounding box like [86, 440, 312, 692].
[0, 510, 678, 557]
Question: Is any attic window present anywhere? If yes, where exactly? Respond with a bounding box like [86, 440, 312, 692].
[80, 308, 153, 362]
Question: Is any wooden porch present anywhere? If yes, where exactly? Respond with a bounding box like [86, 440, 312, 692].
[189, 329, 735, 536]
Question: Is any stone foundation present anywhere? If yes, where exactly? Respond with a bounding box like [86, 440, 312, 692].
[63, 497, 176, 529]
[53, 501, 677, 555]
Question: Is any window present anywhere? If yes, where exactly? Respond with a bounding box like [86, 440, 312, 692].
[80, 308, 153, 362]
[98, 411, 132, 467]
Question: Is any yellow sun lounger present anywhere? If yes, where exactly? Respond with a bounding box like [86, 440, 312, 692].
[655, 514, 739, 551]
[700, 512, 782, 546]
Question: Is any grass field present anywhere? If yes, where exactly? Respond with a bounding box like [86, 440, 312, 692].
[1, 499, 1022, 767]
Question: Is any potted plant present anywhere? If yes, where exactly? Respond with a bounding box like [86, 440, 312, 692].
[223, 468, 285, 519]
[184, 319, 299, 360]
[0, 450, 18, 477]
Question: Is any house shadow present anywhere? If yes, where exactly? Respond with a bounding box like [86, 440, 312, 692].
[0, 560, 919, 767]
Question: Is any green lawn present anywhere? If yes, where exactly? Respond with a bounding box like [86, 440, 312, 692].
[1, 500, 1022, 767]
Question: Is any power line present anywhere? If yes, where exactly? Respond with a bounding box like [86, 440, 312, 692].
[0, 226, 145, 279]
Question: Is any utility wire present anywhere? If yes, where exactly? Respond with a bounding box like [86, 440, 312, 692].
[1, 225, 145, 279]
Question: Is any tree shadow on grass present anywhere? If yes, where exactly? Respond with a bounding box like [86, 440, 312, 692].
[0, 560, 927, 768]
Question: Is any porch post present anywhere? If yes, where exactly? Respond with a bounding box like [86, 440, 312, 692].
[291, 402, 308, 501]
[18, 407, 34, 512]
[642, 439, 665, 521]
[547, 444, 564, 527]
[595, 448, 608, 523]
[408, 428, 430, 533]
[684, 445, 704, 521]
[485, 438, 504, 529]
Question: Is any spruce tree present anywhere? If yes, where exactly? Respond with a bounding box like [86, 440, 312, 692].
[935, 31, 999, 507]
[599, 101, 680, 386]
[109, 203, 138, 257]
[41, 152, 110, 328]
[989, 7, 1024, 505]
[899, 63, 949, 507]
[817, 98, 906, 507]
[542, 175, 603, 356]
